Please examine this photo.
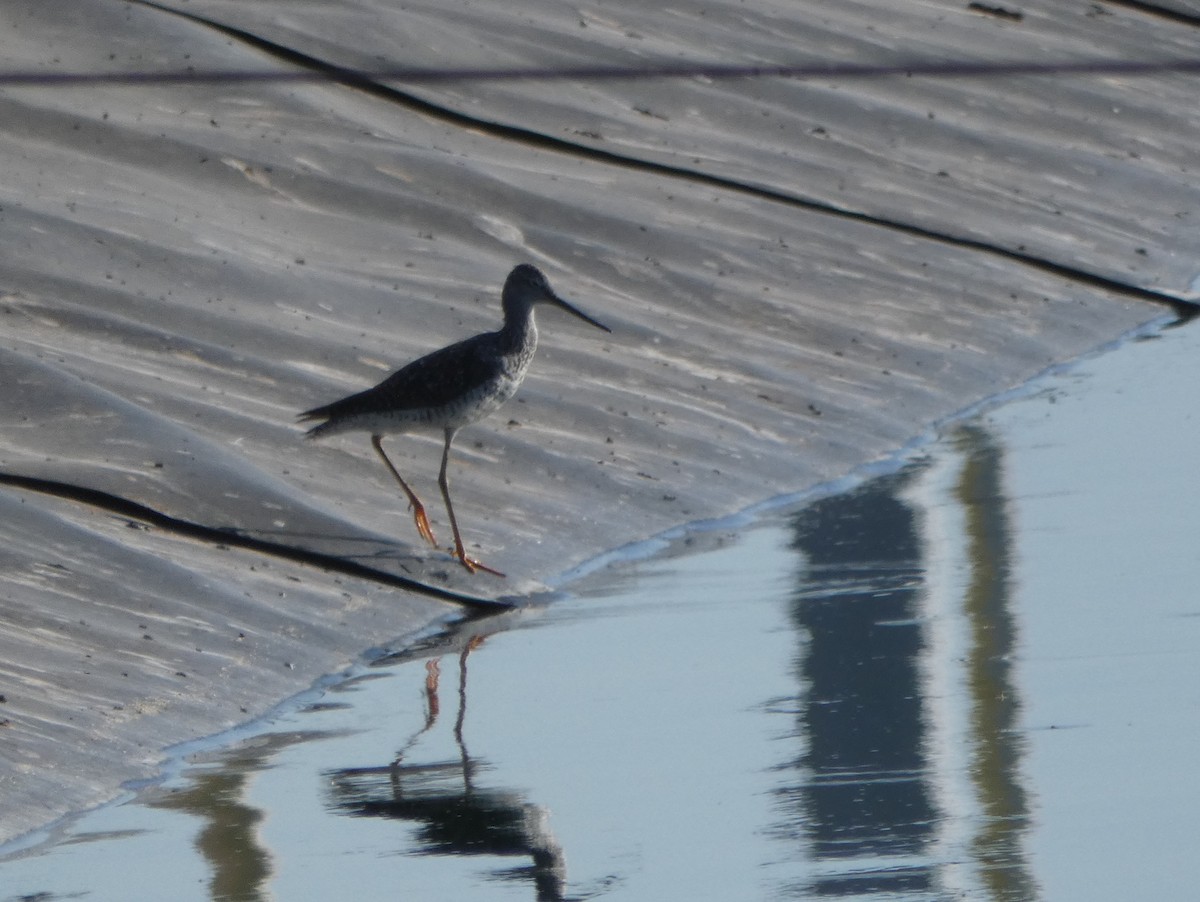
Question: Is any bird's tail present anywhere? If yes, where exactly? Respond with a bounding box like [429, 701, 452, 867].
[297, 406, 336, 440]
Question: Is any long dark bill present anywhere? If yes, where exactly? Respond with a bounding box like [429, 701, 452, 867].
[551, 293, 611, 333]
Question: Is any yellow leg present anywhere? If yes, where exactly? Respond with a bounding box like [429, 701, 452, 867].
[371, 434, 437, 547]
[438, 429, 505, 577]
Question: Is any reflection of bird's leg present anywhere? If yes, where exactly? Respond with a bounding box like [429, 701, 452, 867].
[392, 657, 443, 774]
[423, 658, 441, 731]
[371, 434, 437, 546]
[438, 428, 505, 577]
[453, 636, 486, 747]
[455, 636, 487, 790]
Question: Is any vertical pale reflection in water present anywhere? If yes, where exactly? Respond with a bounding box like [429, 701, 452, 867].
[905, 437, 977, 900]
[913, 424, 1036, 900]
[906, 422, 1037, 902]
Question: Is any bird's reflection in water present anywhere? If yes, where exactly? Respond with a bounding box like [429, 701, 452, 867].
[325, 634, 568, 902]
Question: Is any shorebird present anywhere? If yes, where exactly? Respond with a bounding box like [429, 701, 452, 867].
[299, 264, 610, 576]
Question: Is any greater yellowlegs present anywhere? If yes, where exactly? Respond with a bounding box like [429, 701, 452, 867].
[300, 264, 610, 576]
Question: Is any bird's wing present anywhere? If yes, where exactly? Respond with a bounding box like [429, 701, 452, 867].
[300, 333, 504, 422]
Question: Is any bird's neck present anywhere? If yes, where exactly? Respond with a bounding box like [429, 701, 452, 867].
[499, 305, 538, 355]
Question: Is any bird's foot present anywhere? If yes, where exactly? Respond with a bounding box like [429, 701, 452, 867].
[454, 547, 505, 578]
[411, 503, 438, 547]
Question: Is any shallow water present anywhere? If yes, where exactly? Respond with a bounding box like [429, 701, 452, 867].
[3, 317, 1200, 900]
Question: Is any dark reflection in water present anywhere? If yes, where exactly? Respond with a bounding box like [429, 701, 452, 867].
[325, 642, 567, 902]
[783, 464, 938, 897]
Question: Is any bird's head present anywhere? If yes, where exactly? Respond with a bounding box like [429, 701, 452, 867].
[503, 264, 611, 333]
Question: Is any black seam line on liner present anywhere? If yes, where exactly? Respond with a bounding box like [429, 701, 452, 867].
[9, 56, 1200, 87]
[1105, 0, 1200, 28]
[0, 471, 514, 612]
[130, 0, 1198, 321]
